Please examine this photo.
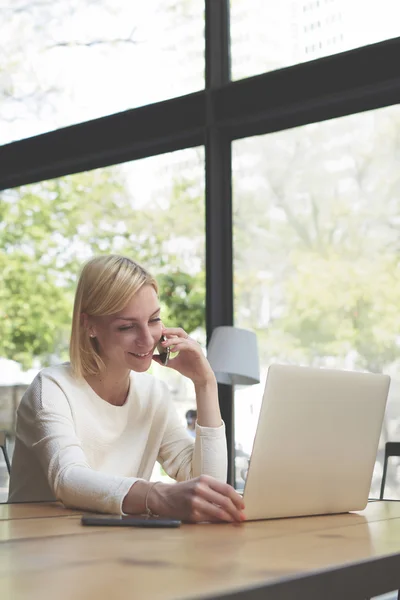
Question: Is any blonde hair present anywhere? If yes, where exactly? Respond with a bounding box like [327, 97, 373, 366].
[70, 255, 158, 378]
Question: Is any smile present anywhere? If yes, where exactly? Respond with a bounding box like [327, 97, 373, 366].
[128, 351, 152, 358]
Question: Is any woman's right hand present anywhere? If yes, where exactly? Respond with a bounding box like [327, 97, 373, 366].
[147, 475, 246, 523]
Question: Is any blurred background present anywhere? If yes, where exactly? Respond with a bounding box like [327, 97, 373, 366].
[1, 0, 400, 504]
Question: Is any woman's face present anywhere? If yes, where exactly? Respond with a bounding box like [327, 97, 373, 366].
[90, 285, 163, 373]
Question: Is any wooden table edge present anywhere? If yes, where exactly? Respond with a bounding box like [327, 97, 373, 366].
[195, 551, 400, 600]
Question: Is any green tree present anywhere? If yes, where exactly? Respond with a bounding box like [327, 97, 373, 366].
[0, 168, 128, 366]
[116, 173, 206, 333]
[1, 1, 207, 367]
[0, 161, 205, 367]
[0, 252, 72, 368]
[158, 270, 205, 333]
[275, 252, 400, 373]
[233, 105, 400, 372]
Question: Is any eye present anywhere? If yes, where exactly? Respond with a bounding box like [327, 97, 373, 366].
[149, 317, 161, 324]
[118, 324, 136, 331]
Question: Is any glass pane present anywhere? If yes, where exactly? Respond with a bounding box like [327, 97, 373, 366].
[233, 105, 400, 498]
[1, 0, 204, 144]
[0, 147, 205, 494]
[231, 0, 400, 81]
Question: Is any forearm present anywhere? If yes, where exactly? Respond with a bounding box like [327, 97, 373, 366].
[55, 465, 138, 514]
[194, 376, 222, 428]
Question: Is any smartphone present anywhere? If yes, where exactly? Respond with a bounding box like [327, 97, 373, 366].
[156, 334, 170, 366]
[81, 514, 181, 528]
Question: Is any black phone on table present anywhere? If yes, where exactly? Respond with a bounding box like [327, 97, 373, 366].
[81, 514, 181, 528]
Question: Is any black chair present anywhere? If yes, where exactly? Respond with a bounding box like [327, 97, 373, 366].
[0, 431, 11, 475]
[379, 441, 400, 500]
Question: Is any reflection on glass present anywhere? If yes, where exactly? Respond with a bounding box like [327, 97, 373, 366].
[231, 0, 400, 80]
[233, 105, 400, 497]
[0, 147, 205, 493]
[1, 0, 204, 144]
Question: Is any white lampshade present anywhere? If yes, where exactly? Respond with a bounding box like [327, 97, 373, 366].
[207, 326, 260, 386]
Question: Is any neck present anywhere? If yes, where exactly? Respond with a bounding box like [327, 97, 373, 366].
[85, 366, 131, 406]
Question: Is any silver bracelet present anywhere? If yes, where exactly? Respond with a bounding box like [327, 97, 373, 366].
[145, 481, 160, 518]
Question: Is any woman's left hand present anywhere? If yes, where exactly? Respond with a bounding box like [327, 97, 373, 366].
[152, 327, 215, 386]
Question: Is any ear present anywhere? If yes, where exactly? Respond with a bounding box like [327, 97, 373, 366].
[81, 313, 96, 338]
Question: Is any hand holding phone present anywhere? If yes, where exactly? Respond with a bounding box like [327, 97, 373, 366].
[155, 335, 170, 366]
[81, 514, 181, 528]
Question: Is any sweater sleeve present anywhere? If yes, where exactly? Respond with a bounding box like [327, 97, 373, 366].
[17, 374, 138, 514]
[157, 382, 228, 483]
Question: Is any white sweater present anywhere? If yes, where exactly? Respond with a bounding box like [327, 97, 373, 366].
[8, 364, 227, 514]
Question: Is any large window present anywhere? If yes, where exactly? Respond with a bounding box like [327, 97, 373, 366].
[2, 0, 400, 495]
[1, 0, 204, 144]
[0, 147, 205, 497]
[231, 0, 400, 80]
[233, 105, 400, 497]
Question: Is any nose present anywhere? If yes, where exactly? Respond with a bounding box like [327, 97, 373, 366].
[135, 325, 156, 349]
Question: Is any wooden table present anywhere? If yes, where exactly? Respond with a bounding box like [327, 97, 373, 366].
[0, 502, 80, 521]
[0, 501, 400, 600]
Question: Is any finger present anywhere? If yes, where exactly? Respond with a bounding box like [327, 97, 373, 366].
[162, 327, 189, 339]
[200, 475, 245, 510]
[161, 336, 198, 349]
[194, 482, 245, 521]
[161, 337, 197, 353]
[189, 495, 237, 523]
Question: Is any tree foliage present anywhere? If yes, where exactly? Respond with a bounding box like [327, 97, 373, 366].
[1, 0, 207, 369]
[234, 106, 400, 373]
[0, 160, 205, 367]
[4, 0, 400, 382]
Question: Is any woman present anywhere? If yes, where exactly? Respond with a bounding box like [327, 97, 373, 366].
[8, 255, 245, 523]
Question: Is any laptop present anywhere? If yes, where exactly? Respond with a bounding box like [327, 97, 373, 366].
[243, 364, 390, 521]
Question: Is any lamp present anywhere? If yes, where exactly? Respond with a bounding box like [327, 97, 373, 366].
[206, 326, 260, 386]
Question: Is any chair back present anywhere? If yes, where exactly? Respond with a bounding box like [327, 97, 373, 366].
[379, 441, 400, 499]
[0, 431, 11, 474]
